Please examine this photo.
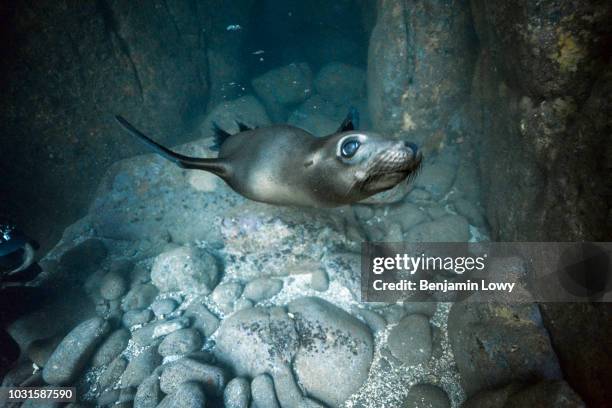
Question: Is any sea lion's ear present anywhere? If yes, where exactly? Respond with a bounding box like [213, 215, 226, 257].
[336, 106, 360, 133]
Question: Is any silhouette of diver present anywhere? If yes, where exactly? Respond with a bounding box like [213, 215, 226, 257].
[0, 220, 44, 378]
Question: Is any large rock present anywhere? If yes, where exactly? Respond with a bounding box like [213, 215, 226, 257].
[89, 135, 247, 246]
[288, 297, 374, 407]
[42, 317, 110, 385]
[314, 63, 366, 105]
[215, 306, 299, 376]
[158, 328, 203, 357]
[92, 328, 130, 367]
[0, 1, 210, 252]
[134, 368, 163, 408]
[287, 111, 339, 137]
[120, 346, 162, 388]
[252, 63, 313, 121]
[367, 0, 476, 142]
[387, 314, 432, 366]
[215, 297, 374, 406]
[151, 246, 219, 294]
[448, 302, 562, 397]
[463, 380, 585, 408]
[159, 358, 227, 397]
[470, 1, 611, 243]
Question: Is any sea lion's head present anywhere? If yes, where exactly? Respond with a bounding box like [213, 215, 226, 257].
[311, 131, 423, 204]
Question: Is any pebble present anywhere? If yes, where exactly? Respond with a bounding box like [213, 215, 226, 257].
[271, 364, 305, 408]
[403, 384, 450, 408]
[121, 283, 159, 311]
[122, 308, 153, 328]
[251, 374, 280, 408]
[152, 317, 190, 338]
[158, 328, 203, 357]
[387, 314, 432, 366]
[134, 367, 162, 408]
[382, 304, 407, 325]
[151, 246, 219, 294]
[385, 222, 404, 241]
[415, 162, 457, 199]
[224, 377, 251, 408]
[243, 278, 283, 302]
[99, 271, 128, 301]
[42, 317, 111, 385]
[234, 298, 254, 311]
[160, 357, 227, 397]
[310, 269, 329, 292]
[98, 356, 128, 390]
[388, 202, 429, 231]
[407, 188, 432, 202]
[132, 318, 190, 346]
[92, 328, 130, 367]
[157, 381, 207, 408]
[184, 300, 219, 337]
[212, 281, 243, 313]
[120, 346, 162, 388]
[404, 215, 469, 242]
[151, 298, 179, 317]
[353, 205, 375, 221]
[426, 204, 448, 219]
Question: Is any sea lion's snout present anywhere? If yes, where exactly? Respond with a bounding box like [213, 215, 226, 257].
[358, 138, 422, 194]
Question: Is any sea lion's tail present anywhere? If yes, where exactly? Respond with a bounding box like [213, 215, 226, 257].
[115, 115, 228, 177]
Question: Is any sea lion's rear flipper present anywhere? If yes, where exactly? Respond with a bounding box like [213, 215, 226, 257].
[115, 115, 229, 177]
[337, 106, 360, 133]
[211, 122, 232, 151]
[235, 121, 252, 132]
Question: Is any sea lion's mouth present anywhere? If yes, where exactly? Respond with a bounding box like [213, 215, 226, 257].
[360, 147, 423, 192]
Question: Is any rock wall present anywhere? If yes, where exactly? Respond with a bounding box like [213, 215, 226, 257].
[366, 1, 612, 406]
[469, 0, 612, 242]
[367, 0, 477, 144]
[0, 1, 227, 251]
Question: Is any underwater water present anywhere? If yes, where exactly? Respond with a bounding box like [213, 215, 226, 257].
[1, 1, 611, 407]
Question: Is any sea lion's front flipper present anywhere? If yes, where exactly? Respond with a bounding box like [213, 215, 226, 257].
[336, 106, 360, 133]
[115, 115, 229, 177]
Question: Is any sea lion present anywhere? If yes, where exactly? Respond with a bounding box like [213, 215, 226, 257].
[115, 111, 422, 208]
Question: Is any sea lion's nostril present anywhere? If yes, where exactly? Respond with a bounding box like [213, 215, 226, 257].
[404, 142, 419, 156]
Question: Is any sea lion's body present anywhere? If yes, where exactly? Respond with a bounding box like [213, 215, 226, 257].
[115, 113, 422, 208]
[217, 125, 323, 206]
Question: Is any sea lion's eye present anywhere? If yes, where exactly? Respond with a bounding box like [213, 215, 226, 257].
[341, 139, 360, 158]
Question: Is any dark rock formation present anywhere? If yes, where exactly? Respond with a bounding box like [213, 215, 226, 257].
[367, 0, 477, 143]
[0, 1, 209, 251]
[469, 0, 612, 242]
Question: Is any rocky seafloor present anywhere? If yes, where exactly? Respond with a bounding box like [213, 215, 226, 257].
[3, 62, 585, 408]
